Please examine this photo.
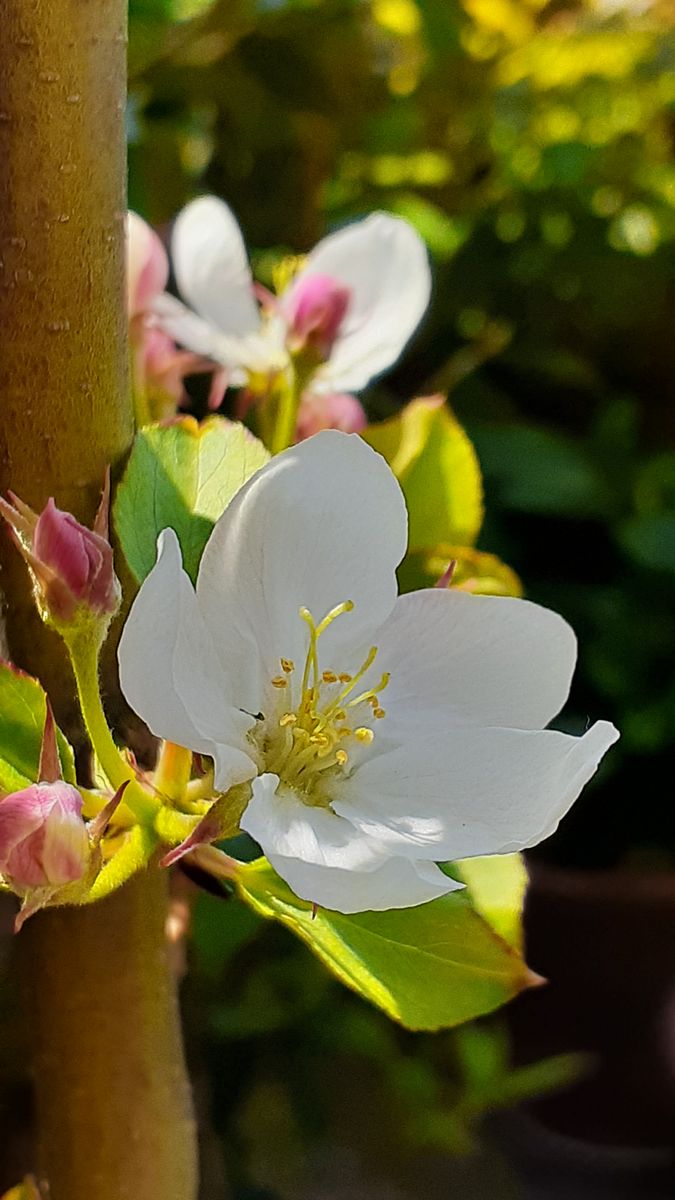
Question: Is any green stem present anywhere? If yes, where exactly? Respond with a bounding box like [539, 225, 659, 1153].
[69, 631, 158, 823]
[270, 368, 301, 454]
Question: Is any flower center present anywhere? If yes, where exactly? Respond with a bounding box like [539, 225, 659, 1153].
[262, 601, 389, 802]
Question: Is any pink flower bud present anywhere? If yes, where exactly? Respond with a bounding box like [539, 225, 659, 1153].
[127, 212, 169, 318]
[0, 483, 120, 627]
[32, 500, 120, 622]
[285, 273, 351, 357]
[296, 391, 367, 439]
[0, 782, 89, 889]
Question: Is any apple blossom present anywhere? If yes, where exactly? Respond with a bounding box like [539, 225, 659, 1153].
[153, 196, 432, 401]
[118, 432, 618, 915]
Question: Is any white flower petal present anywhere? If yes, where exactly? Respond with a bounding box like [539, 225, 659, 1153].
[265, 850, 461, 914]
[241, 773, 391, 871]
[241, 775, 461, 912]
[118, 529, 257, 787]
[371, 589, 578, 732]
[293, 213, 431, 393]
[334, 721, 619, 861]
[172, 196, 261, 337]
[196, 431, 408, 676]
[152, 293, 273, 376]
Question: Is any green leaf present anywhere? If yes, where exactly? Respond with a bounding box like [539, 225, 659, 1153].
[449, 854, 528, 954]
[236, 859, 536, 1031]
[113, 416, 269, 584]
[0, 662, 76, 793]
[363, 397, 484, 551]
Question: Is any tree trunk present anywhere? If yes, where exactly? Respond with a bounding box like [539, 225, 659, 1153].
[0, 2, 199, 1196]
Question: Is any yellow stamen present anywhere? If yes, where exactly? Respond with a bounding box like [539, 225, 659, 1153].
[279, 713, 297, 727]
[338, 673, 352, 683]
[373, 707, 386, 719]
[355, 727, 374, 744]
[271, 676, 288, 689]
[322, 670, 338, 684]
[281, 658, 295, 674]
[335, 749, 348, 766]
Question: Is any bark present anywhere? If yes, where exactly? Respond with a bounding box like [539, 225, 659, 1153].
[0, 3, 199, 1196]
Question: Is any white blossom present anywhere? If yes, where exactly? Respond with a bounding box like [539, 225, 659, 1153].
[118, 432, 618, 914]
[153, 196, 432, 396]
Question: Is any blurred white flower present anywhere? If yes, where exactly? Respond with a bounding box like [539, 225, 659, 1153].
[127, 211, 221, 419]
[118, 432, 618, 914]
[153, 196, 432, 397]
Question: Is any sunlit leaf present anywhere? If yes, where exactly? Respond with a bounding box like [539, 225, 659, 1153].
[114, 416, 269, 584]
[398, 543, 523, 597]
[449, 854, 528, 954]
[363, 397, 484, 551]
[0, 662, 76, 793]
[237, 858, 537, 1031]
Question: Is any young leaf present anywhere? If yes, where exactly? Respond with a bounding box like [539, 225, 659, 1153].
[363, 396, 484, 551]
[0, 662, 76, 792]
[448, 854, 528, 954]
[236, 858, 537, 1031]
[113, 416, 269, 584]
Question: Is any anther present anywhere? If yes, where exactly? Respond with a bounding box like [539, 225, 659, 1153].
[355, 728, 374, 744]
[322, 670, 338, 684]
[338, 673, 352, 683]
[335, 749, 348, 767]
[279, 713, 297, 727]
[373, 707, 386, 719]
[281, 658, 295, 673]
[271, 676, 287, 689]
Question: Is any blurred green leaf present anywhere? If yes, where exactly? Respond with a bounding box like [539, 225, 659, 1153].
[0, 662, 76, 793]
[192, 891, 263, 981]
[618, 513, 675, 574]
[470, 424, 609, 517]
[114, 416, 269, 584]
[236, 858, 536, 1031]
[364, 397, 484, 550]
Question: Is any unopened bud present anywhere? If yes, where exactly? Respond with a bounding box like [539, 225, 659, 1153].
[296, 391, 366, 439]
[0, 781, 90, 890]
[0, 479, 120, 630]
[284, 273, 351, 357]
